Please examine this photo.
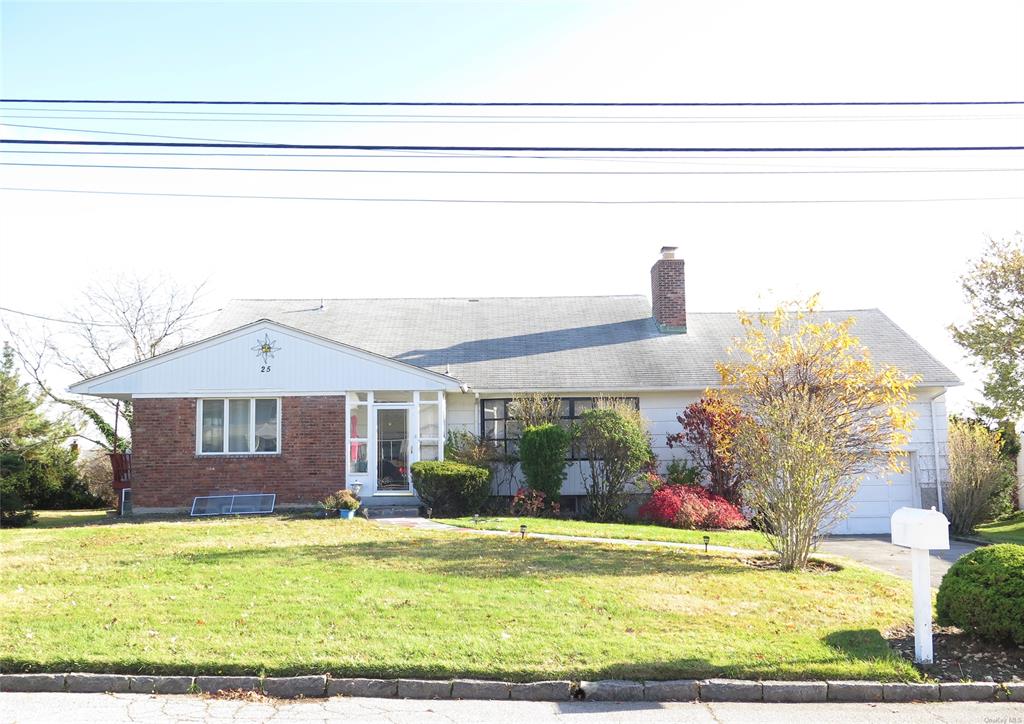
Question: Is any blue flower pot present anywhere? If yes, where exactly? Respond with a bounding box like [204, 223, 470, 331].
[339, 509, 356, 520]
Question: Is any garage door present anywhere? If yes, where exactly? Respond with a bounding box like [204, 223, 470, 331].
[831, 455, 918, 535]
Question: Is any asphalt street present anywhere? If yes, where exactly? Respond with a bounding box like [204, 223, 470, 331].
[2, 693, 1022, 724]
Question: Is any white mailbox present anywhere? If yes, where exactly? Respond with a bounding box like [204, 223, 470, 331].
[890, 506, 951, 665]
[891, 507, 950, 551]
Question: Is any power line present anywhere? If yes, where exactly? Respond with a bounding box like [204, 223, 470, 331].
[4, 113, 1022, 125]
[2, 186, 1020, 205]
[9, 148, 1024, 169]
[5, 138, 1024, 152]
[5, 107, 1023, 121]
[5, 160, 1024, 177]
[0, 123, 268, 145]
[3, 98, 1024, 106]
[0, 304, 222, 327]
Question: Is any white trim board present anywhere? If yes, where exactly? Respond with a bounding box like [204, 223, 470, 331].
[68, 319, 464, 398]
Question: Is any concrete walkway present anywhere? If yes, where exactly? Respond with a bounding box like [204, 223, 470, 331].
[377, 518, 979, 587]
[3, 692, 1022, 724]
[816, 535, 978, 588]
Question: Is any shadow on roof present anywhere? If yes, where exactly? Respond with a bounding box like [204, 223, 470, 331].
[393, 317, 662, 366]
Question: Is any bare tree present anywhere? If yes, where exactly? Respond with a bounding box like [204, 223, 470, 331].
[507, 393, 562, 427]
[2, 275, 208, 450]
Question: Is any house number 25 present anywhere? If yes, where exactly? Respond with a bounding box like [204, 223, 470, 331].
[260, 365, 271, 373]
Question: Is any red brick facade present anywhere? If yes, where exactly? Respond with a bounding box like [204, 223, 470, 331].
[651, 252, 686, 332]
[131, 395, 346, 510]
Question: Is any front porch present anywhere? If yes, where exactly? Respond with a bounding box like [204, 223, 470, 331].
[346, 390, 443, 506]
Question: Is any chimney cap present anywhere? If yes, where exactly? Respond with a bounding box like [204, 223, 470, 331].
[659, 246, 678, 259]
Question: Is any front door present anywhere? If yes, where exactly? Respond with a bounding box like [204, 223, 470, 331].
[376, 408, 410, 491]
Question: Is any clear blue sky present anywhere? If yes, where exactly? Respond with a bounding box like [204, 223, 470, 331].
[2, 2, 589, 100]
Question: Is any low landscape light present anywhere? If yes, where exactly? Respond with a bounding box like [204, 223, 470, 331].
[520, 524, 527, 539]
[473, 514, 480, 526]
[703, 535, 710, 553]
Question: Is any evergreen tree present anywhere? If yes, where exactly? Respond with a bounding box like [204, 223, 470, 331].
[0, 344, 78, 526]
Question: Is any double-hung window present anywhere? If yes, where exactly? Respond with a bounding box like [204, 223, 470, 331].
[198, 398, 279, 454]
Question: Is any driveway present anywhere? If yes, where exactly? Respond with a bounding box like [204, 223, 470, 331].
[3, 693, 1023, 724]
[817, 535, 979, 588]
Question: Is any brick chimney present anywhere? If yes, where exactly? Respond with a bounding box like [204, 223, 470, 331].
[651, 246, 686, 333]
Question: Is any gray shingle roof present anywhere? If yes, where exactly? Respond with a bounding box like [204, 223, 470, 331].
[207, 296, 960, 391]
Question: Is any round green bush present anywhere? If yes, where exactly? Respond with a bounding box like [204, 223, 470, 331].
[935, 543, 1024, 645]
[410, 460, 491, 515]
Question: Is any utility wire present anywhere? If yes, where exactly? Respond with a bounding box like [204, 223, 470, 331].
[0, 123, 269, 144]
[5, 107, 1024, 120]
[7, 148, 1023, 164]
[5, 138, 1024, 152]
[5, 161, 1023, 177]
[3, 98, 1024, 106]
[2, 187, 1021, 205]
[0, 304, 222, 327]
[5, 113, 1023, 125]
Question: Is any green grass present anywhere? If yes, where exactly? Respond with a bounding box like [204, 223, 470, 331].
[30, 510, 114, 529]
[0, 511, 919, 681]
[974, 511, 1024, 545]
[440, 516, 773, 550]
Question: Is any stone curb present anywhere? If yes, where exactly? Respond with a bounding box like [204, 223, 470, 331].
[262, 675, 327, 699]
[883, 682, 939, 702]
[66, 673, 132, 693]
[194, 675, 261, 694]
[700, 678, 763, 702]
[326, 678, 397, 698]
[827, 680, 883, 702]
[451, 679, 511, 700]
[0, 673, 1013, 702]
[579, 679, 644, 701]
[129, 675, 195, 694]
[940, 681, 996, 701]
[763, 681, 826, 703]
[509, 681, 572, 701]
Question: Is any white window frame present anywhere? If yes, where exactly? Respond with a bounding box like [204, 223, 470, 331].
[416, 391, 443, 463]
[347, 393, 371, 475]
[196, 397, 281, 456]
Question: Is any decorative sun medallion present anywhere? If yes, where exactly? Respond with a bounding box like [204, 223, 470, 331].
[251, 334, 281, 364]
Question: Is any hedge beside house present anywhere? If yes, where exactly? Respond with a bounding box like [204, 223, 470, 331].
[411, 460, 491, 515]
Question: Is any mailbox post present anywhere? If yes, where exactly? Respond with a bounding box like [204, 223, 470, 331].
[890, 507, 950, 664]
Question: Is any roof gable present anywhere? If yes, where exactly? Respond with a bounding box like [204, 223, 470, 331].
[68, 320, 462, 398]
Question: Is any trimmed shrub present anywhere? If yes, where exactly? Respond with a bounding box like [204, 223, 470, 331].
[411, 460, 491, 515]
[518, 423, 571, 500]
[639, 483, 748, 530]
[936, 544, 1024, 645]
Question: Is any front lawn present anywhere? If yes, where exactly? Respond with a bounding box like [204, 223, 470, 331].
[974, 511, 1024, 545]
[0, 512, 919, 681]
[440, 516, 773, 550]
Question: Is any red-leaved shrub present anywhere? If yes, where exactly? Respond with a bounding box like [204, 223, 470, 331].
[510, 487, 560, 517]
[638, 483, 748, 530]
